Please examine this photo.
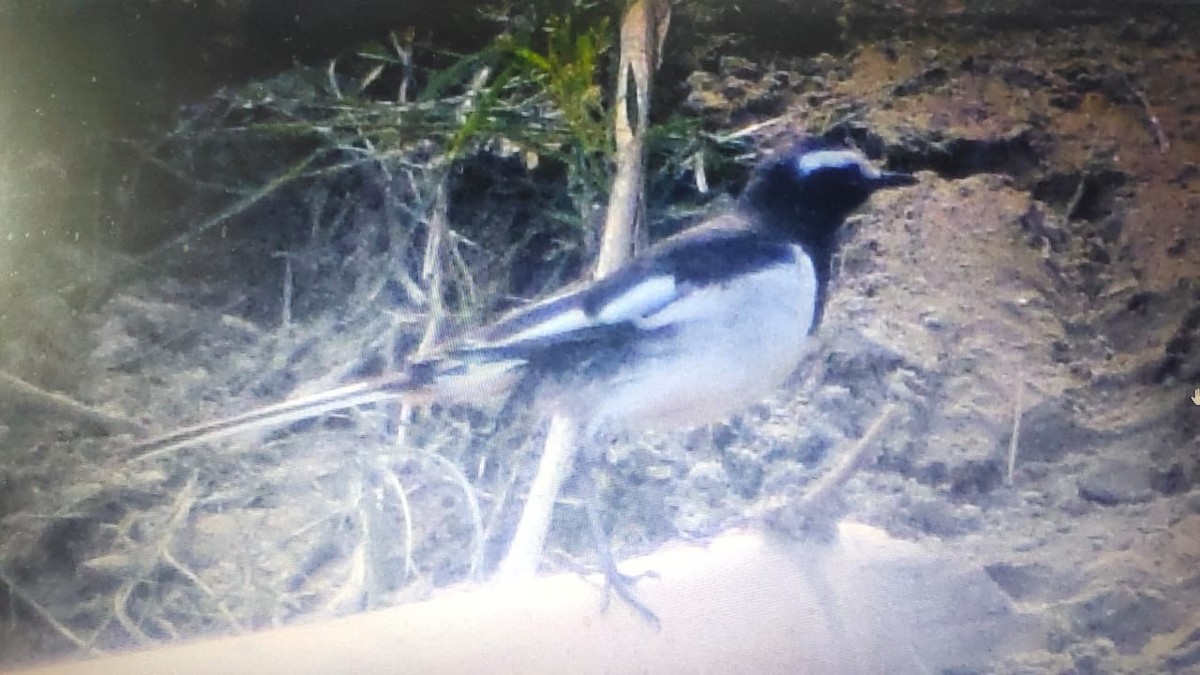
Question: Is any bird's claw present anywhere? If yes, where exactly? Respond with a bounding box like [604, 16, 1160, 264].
[594, 566, 661, 629]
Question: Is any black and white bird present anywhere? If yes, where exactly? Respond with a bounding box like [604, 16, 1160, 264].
[130, 141, 914, 622]
[133, 142, 915, 458]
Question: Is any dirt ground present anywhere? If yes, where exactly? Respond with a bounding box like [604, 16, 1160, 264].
[2, 12, 1199, 675]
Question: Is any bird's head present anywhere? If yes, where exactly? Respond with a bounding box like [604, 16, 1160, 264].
[739, 141, 916, 242]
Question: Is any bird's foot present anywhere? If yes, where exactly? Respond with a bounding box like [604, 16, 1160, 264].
[574, 462, 661, 628]
[595, 565, 661, 630]
[562, 553, 660, 627]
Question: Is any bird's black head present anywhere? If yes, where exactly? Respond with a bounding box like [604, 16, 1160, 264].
[739, 142, 916, 243]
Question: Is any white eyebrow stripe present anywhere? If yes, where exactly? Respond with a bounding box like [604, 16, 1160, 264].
[488, 307, 592, 345]
[796, 150, 877, 177]
[595, 275, 678, 323]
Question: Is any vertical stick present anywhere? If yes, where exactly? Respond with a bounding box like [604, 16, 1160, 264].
[496, 0, 671, 581]
[594, 0, 668, 272]
[1005, 374, 1024, 487]
[495, 415, 581, 580]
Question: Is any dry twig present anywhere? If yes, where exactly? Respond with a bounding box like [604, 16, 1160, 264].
[1121, 72, 1170, 152]
[0, 566, 101, 654]
[0, 371, 138, 434]
[375, 458, 417, 582]
[421, 450, 486, 579]
[793, 403, 899, 514]
[1006, 375, 1025, 487]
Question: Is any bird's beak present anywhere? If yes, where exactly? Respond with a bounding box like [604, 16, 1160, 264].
[873, 170, 918, 190]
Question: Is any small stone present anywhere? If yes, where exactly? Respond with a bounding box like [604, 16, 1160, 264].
[1069, 362, 1093, 380]
[685, 461, 730, 505]
[1078, 461, 1154, 505]
[1185, 490, 1200, 514]
[765, 70, 791, 89]
[1022, 490, 1051, 506]
[684, 88, 729, 116]
[717, 55, 760, 80]
[1151, 462, 1193, 495]
[1070, 587, 1175, 654]
[682, 72, 728, 116]
[1086, 240, 1112, 264]
[920, 311, 947, 330]
[1018, 462, 1052, 481]
[906, 499, 982, 537]
[1099, 217, 1124, 244]
[741, 89, 785, 116]
[1060, 496, 1094, 517]
[1051, 339, 1071, 363]
[985, 561, 1052, 601]
[721, 80, 747, 99]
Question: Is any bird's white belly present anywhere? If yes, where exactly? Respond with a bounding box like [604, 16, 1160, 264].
[568, 252, 819, 433]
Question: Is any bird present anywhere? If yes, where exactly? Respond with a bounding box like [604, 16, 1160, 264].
[129, 139, 916, 621]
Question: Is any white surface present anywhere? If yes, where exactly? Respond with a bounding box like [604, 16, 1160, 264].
[20, 523, 1040, 675]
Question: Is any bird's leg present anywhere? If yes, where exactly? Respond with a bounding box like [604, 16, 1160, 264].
[575, 459, 661, 629]
[483, 372, 540, 438]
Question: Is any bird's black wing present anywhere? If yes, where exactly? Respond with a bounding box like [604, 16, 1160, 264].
[448, 222, 798, 369]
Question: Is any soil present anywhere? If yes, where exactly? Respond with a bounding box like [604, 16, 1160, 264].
[2, 11, 1199, 675]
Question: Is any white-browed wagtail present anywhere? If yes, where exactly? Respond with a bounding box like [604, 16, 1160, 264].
[130, 139, 916, 620]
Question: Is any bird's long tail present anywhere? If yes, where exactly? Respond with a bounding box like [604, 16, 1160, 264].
[130, 356, 524, 461]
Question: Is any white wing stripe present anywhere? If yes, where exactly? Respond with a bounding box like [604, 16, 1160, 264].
[489, 307, 591, 345]
[638, 245, 812, 330]
[596, 275, 677, 323]
[477, 274, 677, 348]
